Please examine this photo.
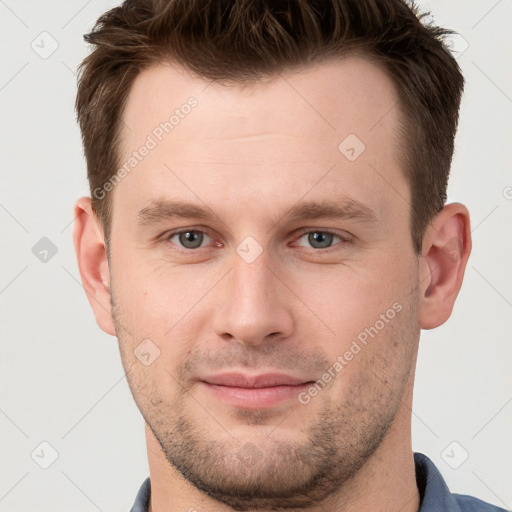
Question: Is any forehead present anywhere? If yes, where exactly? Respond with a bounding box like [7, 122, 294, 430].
[121, 56, 401, 144]
[115, 56, 407, 224]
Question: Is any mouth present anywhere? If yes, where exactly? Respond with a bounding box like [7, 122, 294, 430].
[200, 372, 315, 409]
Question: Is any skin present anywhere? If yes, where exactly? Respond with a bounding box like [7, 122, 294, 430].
[74, 56, 471, 511]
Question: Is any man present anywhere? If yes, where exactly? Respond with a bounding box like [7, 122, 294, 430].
[72, 1, 505, 511]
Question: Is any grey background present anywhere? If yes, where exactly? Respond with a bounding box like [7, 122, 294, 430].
[0, 0, 511, 510]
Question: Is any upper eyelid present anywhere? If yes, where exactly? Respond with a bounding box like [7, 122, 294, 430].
[291, 230, 350, 249]
[164, 226, 212, 237]
[293, 227, 350, 239]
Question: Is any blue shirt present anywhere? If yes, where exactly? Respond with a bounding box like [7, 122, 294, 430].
[129, 452, 507, 511]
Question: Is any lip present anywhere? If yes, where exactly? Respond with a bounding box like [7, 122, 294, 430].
[203, 372, 308, 388]
[200, 372, 314, 409]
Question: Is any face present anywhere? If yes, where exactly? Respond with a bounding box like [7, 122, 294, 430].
[108, 57, 421, 509]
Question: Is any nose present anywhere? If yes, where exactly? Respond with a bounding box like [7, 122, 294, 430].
[212, 250, 295, 347]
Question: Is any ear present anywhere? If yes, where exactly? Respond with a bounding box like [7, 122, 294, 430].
[73, 197, 116, 336]
[418, 203, 472, 330]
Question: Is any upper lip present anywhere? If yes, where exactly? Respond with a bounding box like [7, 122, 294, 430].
[202, 372, 311, 389]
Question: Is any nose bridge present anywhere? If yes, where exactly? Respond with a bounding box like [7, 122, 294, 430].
[212, 246, 294, 345]
[233, 251, 273, 310]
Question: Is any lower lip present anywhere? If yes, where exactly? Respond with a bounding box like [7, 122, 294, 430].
[201, 382, 312, 409]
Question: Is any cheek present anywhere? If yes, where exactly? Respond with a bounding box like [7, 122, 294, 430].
[111, 253, 188, 329]
[289, 256, 416, 346]
[110, 254, 222, 370]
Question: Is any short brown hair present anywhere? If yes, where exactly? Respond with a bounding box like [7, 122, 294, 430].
[76, 0, 464, 253]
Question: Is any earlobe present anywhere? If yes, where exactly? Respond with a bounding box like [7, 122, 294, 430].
[73, 197, 116, 336]
[419, 203, 472, 330]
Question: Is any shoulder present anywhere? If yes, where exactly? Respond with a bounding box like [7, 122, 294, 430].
[414, 453, 507, 512]
[452, 493, 508, 512]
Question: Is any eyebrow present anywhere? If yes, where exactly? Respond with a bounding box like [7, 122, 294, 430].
[283, 199, 377, 224]
[136, 198, 378, 226]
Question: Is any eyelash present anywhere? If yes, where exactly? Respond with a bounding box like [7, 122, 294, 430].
[162, 227, 352, 252]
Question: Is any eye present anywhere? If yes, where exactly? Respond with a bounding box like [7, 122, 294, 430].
[163, 228, 349, 252]
[295, 230, 346, 249]
[168, 229, 212, 249]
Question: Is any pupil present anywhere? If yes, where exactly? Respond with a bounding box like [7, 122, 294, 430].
[180, 231, 203, 248]
[309, 231, 333, 249]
